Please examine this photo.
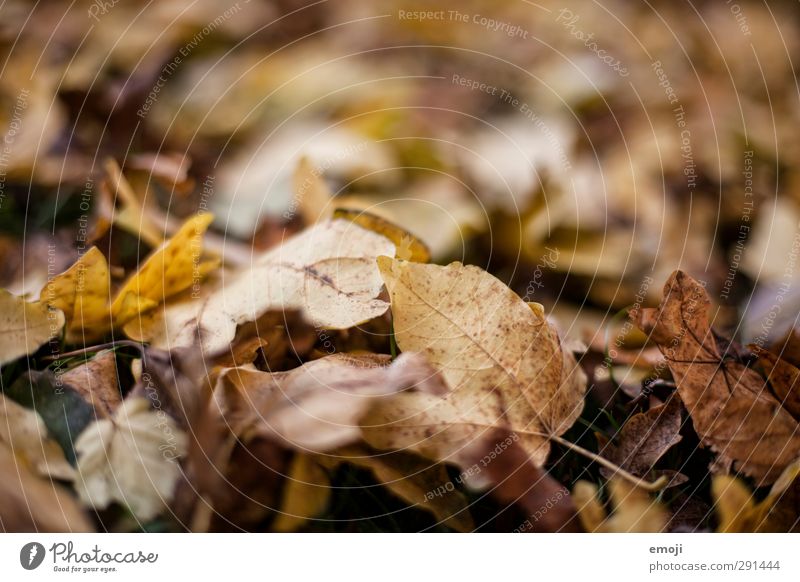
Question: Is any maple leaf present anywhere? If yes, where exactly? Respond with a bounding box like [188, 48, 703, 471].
[633, 270, 800, 485]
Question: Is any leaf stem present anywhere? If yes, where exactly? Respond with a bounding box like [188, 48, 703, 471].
[40, 340, 145, 361]
[549, 434, 668, 492]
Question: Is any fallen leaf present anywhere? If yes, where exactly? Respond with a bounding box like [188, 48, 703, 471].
[129, 219, 395, 352]
[39, 247, 111, 343]
[600, 395, 683, 477]
[634, 270, 800, 485]
[273, 453, 332, 532]
[111, 212, 219, 326]
[333, 208, 431, 262]
[362, 258, 585, 467]
[753, 345, 800, 421]
[59, 350, 122, 417]
[712, 457, 800, 532]
[219, 352, 446, 453]
[0, 289, 65, 366]
[6, 371, 96, 464]
[573, 478, 667, 532]
[74, 398, 187, 520]
[0, 444, 91, 532]
[0, 393, 75, 480]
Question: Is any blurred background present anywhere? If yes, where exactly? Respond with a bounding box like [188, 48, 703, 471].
[1, 0, 799, 349]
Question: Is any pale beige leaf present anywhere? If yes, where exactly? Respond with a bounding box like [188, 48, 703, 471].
[130, 219, 395, 352]
[74, 398, 187, 520]
[362, 258, 586, 467]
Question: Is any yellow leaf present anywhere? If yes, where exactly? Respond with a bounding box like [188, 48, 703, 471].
[713, 458, 800, 532]
[573, 478, 667, 532]
[293, 156, 333, 225]
[0, 289, 64, 366]
[40, 247, 111, 342]
[333, 208, 431, 263]
[111, 213, 218, 326]
[272, 454, 331, 532]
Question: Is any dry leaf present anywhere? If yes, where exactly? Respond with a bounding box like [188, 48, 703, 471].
[130, 219, 395, 352]
[0, 393, 75, 481]
[111, 212, 219, 327]
[600, 395, 683, 477]
[273, 453, 332, 532]
[362, 258, 585, 467]
[753, 346, 800, 421]
[333, 208, 431, 262]
[573, 478, 667, 532]
[0, 444, 91, 533]
[39, 247, 111, 343]
[219, 352, 445, 453]
[59, 350, 122, 417]
[712, 458, 800, 532]
[634, 271, 800, 485]
[74, 398, 187, 520]
[0, 289, 64, 366]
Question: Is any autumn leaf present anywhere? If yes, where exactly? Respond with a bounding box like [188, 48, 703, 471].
[634, 270, 800, 485]
[293, 156, 333, 226]
[573, 478, 668, 533]
[111, 212, 219, 326]
[362, 258, 586, 469]
[74, 398, 187, 520]
[0, 444, 92, 533]
[753, 345, 800, 421]
[39, 246, 111, 342]
[0, 289, 64, 366]
[333, 208, 431, 262]
[599, 395, 683, 478]
[129, 219, 395, 352]
[59, 349, 122, 417]
[0, 393, 75, 481]
[712, 457, 800, 532]
[272, 454, 332, 532]
[218, 352, 446, 452]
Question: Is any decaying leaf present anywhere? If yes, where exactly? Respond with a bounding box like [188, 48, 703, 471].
[111, 213, 219, 326]
[130, 219, 396, 352]
[0, 393, 75, 481]
[0, 444, 92, 533]
[634, 270, 800, 485]
[0, 289, 65, 366]
[753, 345, 800, 421]
[59, 350, 122, 417]
[218, 352, 446, 452]
[713, 457, 800, 532]
[333, 208, 431, 263]
[600, 395, 683, 478]
[362, 258, 586, 467]
[573, 478, 668, 533]
[39, 247, 111, 343]
[272, 454, 332, 532]
[74, 398, 187, 520]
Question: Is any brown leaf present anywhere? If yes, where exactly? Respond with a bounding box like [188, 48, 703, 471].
[59, 350, 122, 417]
[753, 345, 800, 421]
[0, 444, 91, 532]
[600, 395, 683, 477]
[633, 270, 800, 485]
